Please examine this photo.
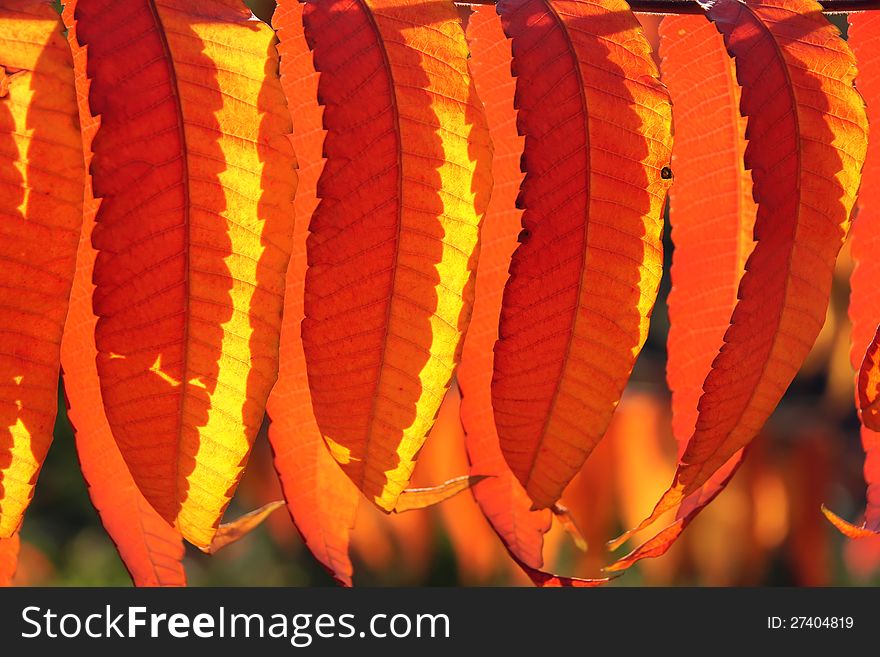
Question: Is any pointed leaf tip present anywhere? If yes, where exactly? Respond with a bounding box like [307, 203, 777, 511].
[206, 501, 286, 555]
[552, 504, 588, 553]
[821, 505, 879, 539]
[393, 475, 490, 514]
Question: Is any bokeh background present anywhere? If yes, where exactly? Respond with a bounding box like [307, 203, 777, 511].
[12, 2, 880, 586]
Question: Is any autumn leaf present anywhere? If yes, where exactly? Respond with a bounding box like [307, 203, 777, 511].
[611, 0, 868, 550]
[267, 0, 360, 587]
[490, 0, 673, 511]
[0, 531, 18, 586]
[461, 5, 553, 571]
[393, 475, 488, 513]
[822, 322, 880, 537]
[821, 11, 880, 538]
[0, 0, 84, 538]
[607, 13, 755, 570]
[206, 500, 285, 555]
[70, 0, 297, 549]
[300, 0, 492, 511]
[56, 3, 188, 588]
[462, 6, 609, 587]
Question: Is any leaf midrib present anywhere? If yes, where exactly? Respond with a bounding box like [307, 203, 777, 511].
[519, 0, 593, 499]
[354, 0, 405, 500]
[687, 1, 804, 490]
[147, 0, 190, 516]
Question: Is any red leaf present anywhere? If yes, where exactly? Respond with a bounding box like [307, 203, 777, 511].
[300, 0, 492, 511]
[462, 6, 552, 570]
[491, 0, 673, 510]
[607, 13, 754, 569]
[463, 6, 613, 587]
[612, 0, 868, 549]
[60, 3, 186, 587]
[0, 0, 83, 537]
[268, 0, 360, 587]
[822, 11, 880, 537]
[72, 0, 297, 548]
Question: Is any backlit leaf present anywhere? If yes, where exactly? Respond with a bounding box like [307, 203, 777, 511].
[612, 0, 868, 549]
[207, 500, 285, 555]
[464, 6, 609, 586]
[607, 13, 755, 569]
[267, 0, 359, 588]
[301, 0, 492, 511]
[71, 0, 297, 548]
[0, 0, 84, 537]
[61, 4, 187, 587]
[461, 6, 552, 570]
[491, 0, 673, 510]
[822, 11, 880, 537]
[393, 475, 487, 513]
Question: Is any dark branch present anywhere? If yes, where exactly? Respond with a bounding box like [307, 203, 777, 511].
[454, 0, 878, 14]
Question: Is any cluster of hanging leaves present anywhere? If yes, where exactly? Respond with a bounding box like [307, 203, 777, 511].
[0, 0, 877, 586]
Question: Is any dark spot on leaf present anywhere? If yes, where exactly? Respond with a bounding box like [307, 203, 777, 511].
[661, 166, 673, 180]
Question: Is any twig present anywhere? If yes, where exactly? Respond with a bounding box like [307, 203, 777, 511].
[452, 0, 875, 14]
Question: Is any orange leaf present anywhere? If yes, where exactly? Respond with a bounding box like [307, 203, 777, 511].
[60, 4, 186, 587]
[206, 500, 285, 555]
[0, 0, 84, 538]
[393, 475, 488, 513]
[300, 0, 492, 511]
[858, 327, 880, 433]
[611, 0, 868, 549]
[461, 6, 552, 571]
[662, 13, 755, 474]
[70, 0, 297, 548]
[606, 459, 742, 572]
[491, 0, 673, 510]
[463, 8, 609, 587]
[267, 0, 360, 588]
[821, 504, 879, 540]
[821, 12, 880, 537]
[606, 13, 755, 569]
[0, 531, 18, 586]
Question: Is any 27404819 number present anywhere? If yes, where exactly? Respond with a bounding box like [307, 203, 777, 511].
[768, 617, 855, 629]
